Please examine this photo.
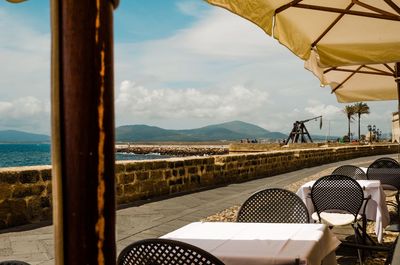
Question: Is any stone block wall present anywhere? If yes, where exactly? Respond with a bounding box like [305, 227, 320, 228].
[0, 144, 397, 229]
[0, 166, 52, 228]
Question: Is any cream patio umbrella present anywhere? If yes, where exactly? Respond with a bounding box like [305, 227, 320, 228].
[310, 63, 399, 103]
[309, 62, 400, 142]
[205, 0, 400, 69]
[205, 0, 400, 141]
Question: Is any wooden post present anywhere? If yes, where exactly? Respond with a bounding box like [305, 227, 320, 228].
[51, 1, 117, 264]
[396, 62, 400, 117]
[396, 63, 400, 158]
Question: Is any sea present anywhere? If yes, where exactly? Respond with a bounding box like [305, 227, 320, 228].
[0, 143, 173, 168]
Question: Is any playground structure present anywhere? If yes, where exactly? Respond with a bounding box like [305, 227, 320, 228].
[286, 116, 322, 143]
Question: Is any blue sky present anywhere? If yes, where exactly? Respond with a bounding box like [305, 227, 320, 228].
[0, 0, 396, 138]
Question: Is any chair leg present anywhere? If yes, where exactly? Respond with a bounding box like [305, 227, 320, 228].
[384, 236, 398, 265]
[353, 224, 364, 265]
[357, 217, 376, 246]
[362, 215, 367, 244]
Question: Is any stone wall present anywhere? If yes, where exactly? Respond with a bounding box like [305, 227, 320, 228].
[0, 144, 397, 229]
[0, 166, 52, 228]
[229, 142, 378, 152]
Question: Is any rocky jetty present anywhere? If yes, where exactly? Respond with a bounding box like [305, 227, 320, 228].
[116, 144, 229, 156]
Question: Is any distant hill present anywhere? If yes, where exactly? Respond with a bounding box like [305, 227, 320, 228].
[0, 123, 337, 143]
[116, 121, 287, 142]
[0, 130, 50, 143]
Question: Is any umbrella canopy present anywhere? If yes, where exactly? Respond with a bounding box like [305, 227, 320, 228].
[205, 0, 400, 68]
[206, 0, 400, 142]
[310, 63, 398, 103]
[309, 62, 400, 143]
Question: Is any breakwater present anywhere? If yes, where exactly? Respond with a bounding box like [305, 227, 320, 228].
[116, 144, 229, 156]
[0, 144, 398, 229]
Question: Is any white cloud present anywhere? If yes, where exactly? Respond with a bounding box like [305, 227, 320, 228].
[115, 8, 289, 86]
[0, 9, 50, 133]
[175, 9, 280, 59]
[116, 80, 269, 127]
[176, 1, 206, 18]
[0, 8, 50, 110]
[0, 96, 50, 133]
[305, 101, 341, 119]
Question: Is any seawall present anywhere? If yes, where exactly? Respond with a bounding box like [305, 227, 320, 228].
[0, 144, 397, 229]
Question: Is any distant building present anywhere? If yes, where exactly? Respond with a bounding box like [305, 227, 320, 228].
[392, 112, 399, 142]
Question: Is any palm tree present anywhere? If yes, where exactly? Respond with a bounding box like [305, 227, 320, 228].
[343, 105, 355, 141]
[353, 102, 370, 141]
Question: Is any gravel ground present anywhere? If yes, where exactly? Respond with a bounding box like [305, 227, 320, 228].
[201, 166, 398, 265]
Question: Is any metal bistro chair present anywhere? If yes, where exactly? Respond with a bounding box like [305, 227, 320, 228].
[311, 174, 369, 265]
[117, 238, 225, 265]
[367, 158, 400, 215]
[332, 165, 367, 180]
[0, 261, 30, 265]
[374, 157, 400, 166]
[236, 188, 309, 223]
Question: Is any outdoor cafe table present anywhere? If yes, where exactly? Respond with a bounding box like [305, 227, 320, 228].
[296, 180, 390, 243]
[161, 222, 340, 265]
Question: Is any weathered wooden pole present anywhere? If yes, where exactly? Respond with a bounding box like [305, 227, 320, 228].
[396, 63, 400, 159]
[51, 1, 119, 264]
[396, 62, 400, 120]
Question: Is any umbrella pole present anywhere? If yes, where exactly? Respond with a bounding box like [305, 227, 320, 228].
[51, 1, 116, 264]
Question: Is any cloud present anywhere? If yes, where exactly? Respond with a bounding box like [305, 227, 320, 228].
[0, 96, 50, 133]
[305, 100, 341, 119]
[175, 8, 280, 59]
[0, 8, 50, 102]
[115, 80, 269, 127]
[115, 7, 289, 86]
[114, 6, 317, 132]
[0, 9, 50, 133]
[176, 1, 207, 18]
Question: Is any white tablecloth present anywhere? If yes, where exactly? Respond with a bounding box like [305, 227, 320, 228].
[296, 180, 390, 242]
[161, 222, 340, 265]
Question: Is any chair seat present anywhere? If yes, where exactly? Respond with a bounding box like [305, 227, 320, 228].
[311, 212, 362, 226]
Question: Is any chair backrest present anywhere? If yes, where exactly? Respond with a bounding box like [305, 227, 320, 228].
[0, 261, 30, 265]
[310, 174, 364, 223]
[367, 158, 400, 189]
[117, 238, 225, 265]
[374, 157, 400, 165]
[236, 188, 309, 223]
[332, 165, 367, 180]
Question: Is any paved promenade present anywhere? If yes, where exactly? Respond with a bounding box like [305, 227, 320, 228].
[0, 154, 395, 264]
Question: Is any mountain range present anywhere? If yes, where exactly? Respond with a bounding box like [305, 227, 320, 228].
[0, 121, 289, 143]
[0, 130, 50, 143]
[115, 121, 287, 142]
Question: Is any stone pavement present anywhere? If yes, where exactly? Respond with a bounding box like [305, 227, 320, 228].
[0, 154, 395, 264]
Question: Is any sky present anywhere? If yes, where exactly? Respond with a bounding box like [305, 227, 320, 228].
[0, 0, 396, 138]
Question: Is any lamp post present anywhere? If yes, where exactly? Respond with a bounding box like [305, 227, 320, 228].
[368, 125, 372, 143]
[372, 125, 377, 142]
[377, 129, 382, 142]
